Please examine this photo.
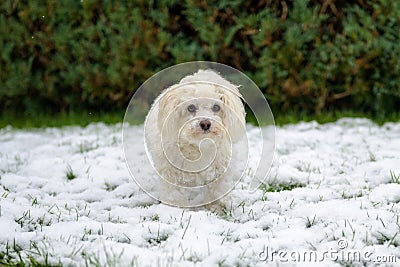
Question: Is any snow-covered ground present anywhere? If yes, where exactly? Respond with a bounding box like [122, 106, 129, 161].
[0, 118, 399, 266]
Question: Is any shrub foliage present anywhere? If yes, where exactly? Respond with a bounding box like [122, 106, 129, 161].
[1, 0, 399, 116]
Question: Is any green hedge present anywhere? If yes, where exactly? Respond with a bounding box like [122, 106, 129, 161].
[1, 0, 399, 117]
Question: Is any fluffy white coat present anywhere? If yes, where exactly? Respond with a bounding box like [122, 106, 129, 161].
[144, 69, 246, 208]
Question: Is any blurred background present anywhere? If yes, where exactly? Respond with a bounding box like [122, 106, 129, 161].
[1, 0, 399, 127]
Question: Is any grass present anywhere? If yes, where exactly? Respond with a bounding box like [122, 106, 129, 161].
[389, 170, 400, 184]
[306, 215, 317, 228]
[65, 165, 77, 180]
[0, 239, 136, 267]
[0, 107, 399, 266]
[0, 240, 55, 267]
[1, 109, 399, 129]
[250, 109, 400, 126]
[259, 181, 306, 193]
[0, 110, 124, 129]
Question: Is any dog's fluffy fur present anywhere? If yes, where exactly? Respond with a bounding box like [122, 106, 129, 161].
[145, 69, 246, 208]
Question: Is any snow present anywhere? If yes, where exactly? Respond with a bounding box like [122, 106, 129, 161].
[0, 118, 399, 266]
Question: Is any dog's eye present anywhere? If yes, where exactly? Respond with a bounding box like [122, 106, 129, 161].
[187, 104, 196, 113]
[212, 104, 221, 112]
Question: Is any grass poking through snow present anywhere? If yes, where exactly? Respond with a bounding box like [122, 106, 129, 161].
[65, 165, 77, 180]
[389, 170, 400, 184]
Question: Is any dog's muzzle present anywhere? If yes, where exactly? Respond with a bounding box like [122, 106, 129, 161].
[199, 119, 211, 132]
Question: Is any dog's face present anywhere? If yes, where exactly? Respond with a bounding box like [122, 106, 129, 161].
[157, 83, 245, 145]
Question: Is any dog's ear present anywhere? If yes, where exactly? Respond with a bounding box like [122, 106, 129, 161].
[219, 88, 246, 143]
[157, 89, 180, 132]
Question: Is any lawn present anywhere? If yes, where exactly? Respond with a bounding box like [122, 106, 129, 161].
[0, 118, 399, 266]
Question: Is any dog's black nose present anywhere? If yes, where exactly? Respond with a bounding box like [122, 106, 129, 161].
[199, 119, 211, 131]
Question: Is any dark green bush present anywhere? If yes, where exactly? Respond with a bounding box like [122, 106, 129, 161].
[0, 0, 399, 117]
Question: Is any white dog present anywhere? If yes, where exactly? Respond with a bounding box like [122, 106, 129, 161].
[144, 69, 246, 208]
